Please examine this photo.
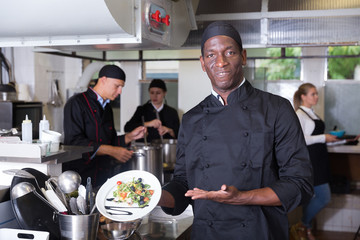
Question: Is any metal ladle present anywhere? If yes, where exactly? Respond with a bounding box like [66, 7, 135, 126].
[11, 182, 58, 212]
[57, 170, 82, 194]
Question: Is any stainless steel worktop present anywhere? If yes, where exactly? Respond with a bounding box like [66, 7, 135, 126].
[0, 145, 92, 163]
[0, 145, 92, 186]
[98, 206, 194, 240]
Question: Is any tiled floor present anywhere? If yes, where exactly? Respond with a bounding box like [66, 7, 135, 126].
[316, 230, 355, 240]
[317, 194, 360, 232]
[288, 193, 360, 239]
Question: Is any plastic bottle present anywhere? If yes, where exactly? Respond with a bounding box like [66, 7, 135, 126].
[39, 115, 50, 141]
[21, 114, 32, 143]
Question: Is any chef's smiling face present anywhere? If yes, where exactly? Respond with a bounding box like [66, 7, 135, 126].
[200, 35, 246, 94]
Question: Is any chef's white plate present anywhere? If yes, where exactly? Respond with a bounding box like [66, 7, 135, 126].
[96, 170, 161, 221]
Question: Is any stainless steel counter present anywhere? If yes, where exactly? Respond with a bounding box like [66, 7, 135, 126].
[0, 145, 92, 163]
[98, 206, 194, 240]
[0, 145, 92, 186]
[137, 206, 193, 240]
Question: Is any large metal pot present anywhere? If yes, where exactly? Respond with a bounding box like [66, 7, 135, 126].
[0, 84, 17, 101]
[152, 139, 177, 170]
[129, 143, 163, 185]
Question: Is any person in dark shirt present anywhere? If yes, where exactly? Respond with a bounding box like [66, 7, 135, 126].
[124, 79, 180, 142]
[63, 65, 146, 187]
[157, 21, 313, 239]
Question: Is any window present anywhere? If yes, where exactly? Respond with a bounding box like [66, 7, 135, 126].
[255, 47, 301, 80]
[327, 46, 360, 80]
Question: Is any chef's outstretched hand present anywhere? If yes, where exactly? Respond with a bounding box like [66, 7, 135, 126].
[125, 126, 147, 144]
[185, 185, 282, 206]
[185, 184, 240, 204]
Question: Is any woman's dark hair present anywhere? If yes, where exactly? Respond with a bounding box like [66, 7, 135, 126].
[293, 83, 316, 110]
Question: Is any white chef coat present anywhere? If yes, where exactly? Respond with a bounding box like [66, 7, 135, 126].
[296, 106, 326, 145]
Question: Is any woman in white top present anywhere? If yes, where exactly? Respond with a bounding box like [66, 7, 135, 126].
[291, 83, 338, 240]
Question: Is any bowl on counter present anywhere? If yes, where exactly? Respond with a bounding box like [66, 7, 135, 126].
[41, 130, 61, 152]
[329, 130, 345, 138]
[99, 217, 142, 240]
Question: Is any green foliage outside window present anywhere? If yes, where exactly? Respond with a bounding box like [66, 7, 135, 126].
[328, 46, 360, 79]
[257, 48, 301, 80]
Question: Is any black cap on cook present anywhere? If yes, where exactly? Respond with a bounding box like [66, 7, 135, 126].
[149, 79, 167, 91]
[201, 21, 243, 56]
[99, 65, 126, 81]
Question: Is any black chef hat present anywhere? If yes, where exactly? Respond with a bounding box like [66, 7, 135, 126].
[201, 21, 243, 56]
[149, 79, 167, 91]
[99, 65, 126, 81]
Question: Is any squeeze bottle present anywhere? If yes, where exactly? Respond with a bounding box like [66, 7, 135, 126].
[39, 115, 50, 141]
[22, 114, 33, 143]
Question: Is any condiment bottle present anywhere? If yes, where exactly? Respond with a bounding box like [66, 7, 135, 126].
[39, 115, 50, 141]
[21, 114, 32, 143]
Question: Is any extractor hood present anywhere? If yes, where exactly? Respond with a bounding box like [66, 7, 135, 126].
[0, 0, 199, 51]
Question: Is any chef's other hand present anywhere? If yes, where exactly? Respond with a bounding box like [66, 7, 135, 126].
[125, 126, 147, 144]
[185, 184, 240, 204]
[96, 145, 134, 163]
[113, 146, 134, 163]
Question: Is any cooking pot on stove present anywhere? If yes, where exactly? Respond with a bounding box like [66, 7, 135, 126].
[0, 84, 17, 101]
[129, 143, 163, 185]
[152, 139, 177, 170]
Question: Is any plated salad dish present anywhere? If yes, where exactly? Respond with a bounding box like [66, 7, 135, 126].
[96, 170, 161, 221]
[111, 177, 154, 207]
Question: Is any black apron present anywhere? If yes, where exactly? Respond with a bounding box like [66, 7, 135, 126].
[300, 108, 330, 186]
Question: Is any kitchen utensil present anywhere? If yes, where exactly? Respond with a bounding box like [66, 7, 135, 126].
[100, 218, 142, 240]
[77, 195, 88, 215]
[45, 177, 69, 209]
[3, 169, 41, 190]
[69, 197, 80, 215]
[129, 143, 163, 185]
[42, 187, 68, 213]
[10, 168, 61, 239]
[86, 177, 94, 214]
[141, 116, 148, 147]
[89, 204, 97, 215]
[152, 139, 177, 169]
[155, 111, 163, 144]
[58, 170, 82, 194]
[78, 184, 86, 199]
[11, 182, 58, 212]
[57, 212, 99, 240]
[48, 79, 63, 107]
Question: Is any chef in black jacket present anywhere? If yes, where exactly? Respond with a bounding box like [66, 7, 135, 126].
[158, 21, 313, 240]
[124, 79, 180, 142]
[63, 65, 146, 187]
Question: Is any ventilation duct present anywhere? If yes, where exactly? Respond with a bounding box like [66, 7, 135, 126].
[0, 0, 199, 51]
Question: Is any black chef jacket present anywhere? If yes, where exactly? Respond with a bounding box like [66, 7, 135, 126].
[162, 80, 313, 240]
[63, 88, 128, 187]
[124, 101, 180, 142]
